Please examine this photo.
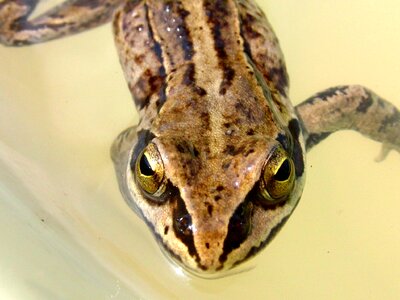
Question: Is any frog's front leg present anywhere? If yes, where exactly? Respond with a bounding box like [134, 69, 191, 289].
[0, 0, 124, 46]
[295, 85, 400, 159]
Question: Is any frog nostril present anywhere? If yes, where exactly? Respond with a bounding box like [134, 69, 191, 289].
[173, 197, 193, 237]
[173, 197, 199, 262]
[174, 212, 193, 236]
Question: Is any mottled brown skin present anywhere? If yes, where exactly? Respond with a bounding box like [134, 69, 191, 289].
[1, 0, 399, 276]
[0, 0, 125, 45]
[111, 0, 306, 274]
[296, 85, 400, 156]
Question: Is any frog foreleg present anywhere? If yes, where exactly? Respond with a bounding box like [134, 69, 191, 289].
[0, 0, 124, 46]
[295, 85, 400, 159]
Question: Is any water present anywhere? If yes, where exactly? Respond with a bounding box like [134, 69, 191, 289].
[0, 0, 399, 299]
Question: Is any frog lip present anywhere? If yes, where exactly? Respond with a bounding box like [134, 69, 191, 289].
[159, 240, 253, 278]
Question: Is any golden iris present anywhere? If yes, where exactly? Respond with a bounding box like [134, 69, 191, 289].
[135, 143, 167, 197]
[259, 145, 295, 204]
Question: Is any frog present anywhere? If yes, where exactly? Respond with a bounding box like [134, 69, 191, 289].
[1, 0, 399, 277]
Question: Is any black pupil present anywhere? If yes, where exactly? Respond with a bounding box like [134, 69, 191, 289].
[139, 154, 155, 176]
[173, 197, 198, 259]
[274, 159, 291, 181]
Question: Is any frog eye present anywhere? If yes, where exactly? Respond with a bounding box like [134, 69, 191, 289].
[258, 145, 295, 204]
[135, 143, 167, 197]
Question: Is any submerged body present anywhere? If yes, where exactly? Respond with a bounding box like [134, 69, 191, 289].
[0, 0, 399, 276]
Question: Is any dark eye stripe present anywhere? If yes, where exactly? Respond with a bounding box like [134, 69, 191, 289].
[173, 196, 204, 268]
[232, 214, 291, 268]
[219, 201, 253, 264]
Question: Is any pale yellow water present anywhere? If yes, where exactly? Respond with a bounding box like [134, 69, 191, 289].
[0, 0, 399, 299]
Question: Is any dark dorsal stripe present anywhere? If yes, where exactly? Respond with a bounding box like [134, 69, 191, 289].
[113, 1, 166, 110]
[203, 0, 237, 95]
[146, 0, 195, 70]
